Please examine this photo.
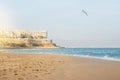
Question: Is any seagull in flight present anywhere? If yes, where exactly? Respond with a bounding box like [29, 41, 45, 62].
[81, 10, 88, 16]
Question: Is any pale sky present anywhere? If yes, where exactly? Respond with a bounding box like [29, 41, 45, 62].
[0, 0, 120, 47]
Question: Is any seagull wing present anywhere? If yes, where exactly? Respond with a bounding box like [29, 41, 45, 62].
[82, 10, 88, 16]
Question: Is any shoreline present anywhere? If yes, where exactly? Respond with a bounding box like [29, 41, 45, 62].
[0, 46, 61, 49]
[0, 50, 120, 62]
[0, 52, 120, 80]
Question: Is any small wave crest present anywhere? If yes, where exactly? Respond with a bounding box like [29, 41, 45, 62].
[68, 54, 120, 62]
[0, 48, 120, 62]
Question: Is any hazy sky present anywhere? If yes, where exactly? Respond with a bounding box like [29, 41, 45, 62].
[0, 0, 120, 47]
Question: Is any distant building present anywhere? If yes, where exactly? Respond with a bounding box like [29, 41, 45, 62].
[0, 29, 58, 48]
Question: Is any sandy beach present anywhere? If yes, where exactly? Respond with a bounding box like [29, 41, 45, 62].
[0, 53, 120, 80]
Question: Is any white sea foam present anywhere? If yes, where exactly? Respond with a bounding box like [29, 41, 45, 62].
[36, 52, 120, 62]
[68, 54, 120, 62]
[1, 48, 120, 62]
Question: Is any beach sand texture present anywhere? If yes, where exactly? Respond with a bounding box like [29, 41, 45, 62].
[0, 53, 120, 80]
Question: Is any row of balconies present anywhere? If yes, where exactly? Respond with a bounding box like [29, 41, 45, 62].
[0, 38, 51, 44]
[0, 30, 47, 39]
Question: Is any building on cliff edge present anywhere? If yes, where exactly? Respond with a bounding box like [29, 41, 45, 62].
[0, 29, 58, 48]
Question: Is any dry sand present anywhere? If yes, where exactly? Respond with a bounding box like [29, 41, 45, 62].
[0, 53, 120, 80]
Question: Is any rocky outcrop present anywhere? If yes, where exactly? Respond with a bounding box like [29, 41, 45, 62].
[0, 30, 58, 48]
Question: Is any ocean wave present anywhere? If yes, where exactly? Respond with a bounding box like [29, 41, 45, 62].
[67, 54, 120, 62]
[1, 48, 120, 62]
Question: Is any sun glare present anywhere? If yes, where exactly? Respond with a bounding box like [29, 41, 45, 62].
[0, 4, 15, 30]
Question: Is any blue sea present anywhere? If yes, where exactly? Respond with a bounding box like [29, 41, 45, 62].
[0, 48, 120, 62]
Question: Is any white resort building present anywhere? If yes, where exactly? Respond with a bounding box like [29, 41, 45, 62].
[0, 29, 57, 48]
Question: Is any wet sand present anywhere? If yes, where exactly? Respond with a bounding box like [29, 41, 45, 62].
[0, 53, 120, 80]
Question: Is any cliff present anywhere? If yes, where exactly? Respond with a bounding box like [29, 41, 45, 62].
[0, 29, 58, 48]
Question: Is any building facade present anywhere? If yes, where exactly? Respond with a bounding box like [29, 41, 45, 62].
[0, 30, 57, 48]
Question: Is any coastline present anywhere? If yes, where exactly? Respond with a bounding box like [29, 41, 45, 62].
[0, 52, 120, 80]
[0, 48, 120, 62]
[0, 46, 61, 49]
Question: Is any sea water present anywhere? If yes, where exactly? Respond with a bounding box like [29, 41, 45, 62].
[0, 48, 120, 62]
